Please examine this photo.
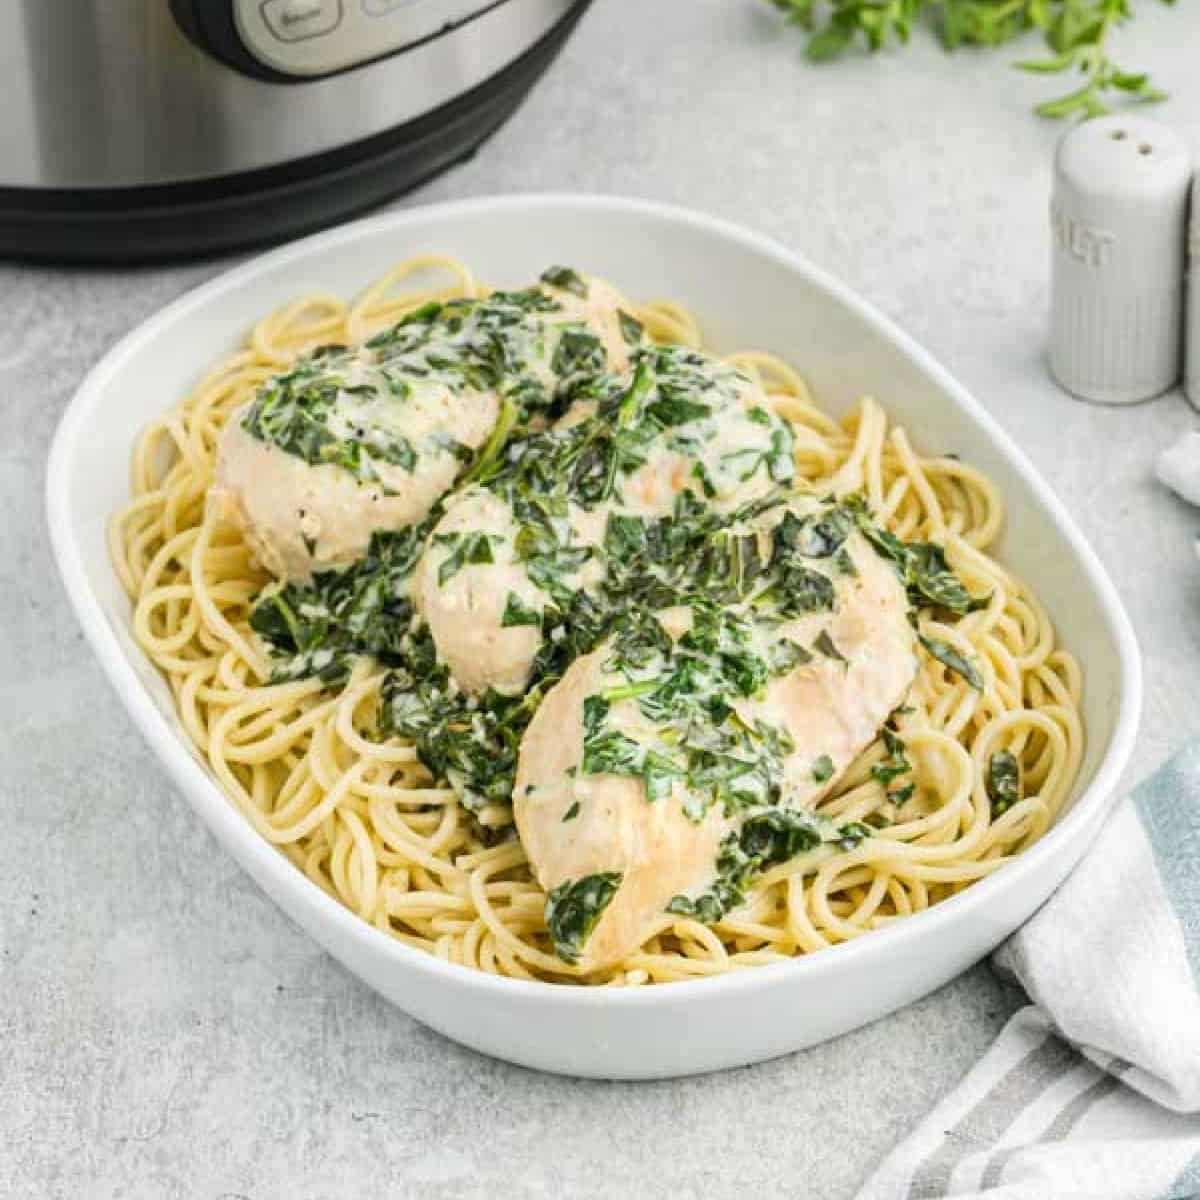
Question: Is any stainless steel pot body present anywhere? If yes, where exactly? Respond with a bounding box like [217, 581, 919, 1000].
[0, 0, 575, 189]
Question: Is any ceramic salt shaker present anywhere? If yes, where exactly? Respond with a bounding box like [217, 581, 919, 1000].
[1049, 114, 1191, 404]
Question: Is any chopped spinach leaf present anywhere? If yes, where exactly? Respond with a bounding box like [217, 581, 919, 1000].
[871, 725, 911, 787]
[905, 542, 975, 614]
[618, 309, 645, 347]
[243, 284, 607, 492]
[434, 531, 501, 586]
[721, 425, 795, 485]
[691, 459, 717, 499]
[833, 547, 858, 577]
[545, 872, 622, 962]
[767, 638, 813, 675]
[814, 629, 848, 665]
[667, 807, 866, 924]
[847, 496, 982, 616]
[380, 641, 535, 813]
[248, 520, 434, 685]
[986, 750, 1021, 816]
[647, 395, 712, 427]
[777, 507, 853, 558]
[460, 395, 518, 487]
[836, 821, 873, 851]
[552, 327, 606, 380]
[540, 265, 588, 298]
[919, 634, 983, 691]
[581, 704, 684, 803]
[501, 592, 542, 628]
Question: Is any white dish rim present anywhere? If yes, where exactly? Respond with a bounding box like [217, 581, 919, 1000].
[46, 191, 1143, 1008]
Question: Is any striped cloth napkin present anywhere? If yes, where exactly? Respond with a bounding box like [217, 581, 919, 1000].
[855, 743, 1200, 1200]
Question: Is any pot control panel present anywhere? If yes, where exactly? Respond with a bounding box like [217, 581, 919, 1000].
[233, 0, 502, 75]
[170, 0, 514, 81]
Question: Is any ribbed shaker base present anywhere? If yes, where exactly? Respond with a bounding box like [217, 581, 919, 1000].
[1050, 288, 1183, 405]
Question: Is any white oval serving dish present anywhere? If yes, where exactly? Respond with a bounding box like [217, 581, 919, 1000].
[46, 194, 1141, 1079]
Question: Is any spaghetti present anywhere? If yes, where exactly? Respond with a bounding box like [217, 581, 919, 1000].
[110, 256, 1084, 985]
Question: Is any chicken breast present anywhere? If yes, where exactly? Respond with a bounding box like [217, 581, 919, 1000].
[418, 348, 796, 697]
[514, 508, 917, 971]
[559, 348, 794, 518]
[415, 488, 551, 697]
[416, 487, 607, 696]
[213, 375, 497, 582]
[620, 385, 793, 515]
[513, 645, 730, 970]
[735, 522, 919, 808]
[214, 274, 635, 584]
[541, 275, 636, 379]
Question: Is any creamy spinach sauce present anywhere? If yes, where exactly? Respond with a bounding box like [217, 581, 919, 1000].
[240, 273, 616, 491]
[246, 268, 988, 954]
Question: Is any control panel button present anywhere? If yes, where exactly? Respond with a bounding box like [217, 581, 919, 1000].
[260, 0, 343, 41]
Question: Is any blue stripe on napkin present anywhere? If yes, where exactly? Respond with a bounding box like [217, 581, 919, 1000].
[1162, 1149, 1200, 1200]
[1133, 741, 1200, 986]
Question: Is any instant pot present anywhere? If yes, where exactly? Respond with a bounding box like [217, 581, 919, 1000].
[0, 0, 588, 262]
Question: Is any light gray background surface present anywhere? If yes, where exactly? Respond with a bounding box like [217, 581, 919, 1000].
[4, 2, 1199, 1197]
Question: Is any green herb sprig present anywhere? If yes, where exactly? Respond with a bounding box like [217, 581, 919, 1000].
[766, 0, 1173, 119]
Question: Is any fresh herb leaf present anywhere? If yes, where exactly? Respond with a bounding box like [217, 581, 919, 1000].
[766, 0, 1173, 120]
[562, 800, 581, 822]
[812, 754, 835, 783]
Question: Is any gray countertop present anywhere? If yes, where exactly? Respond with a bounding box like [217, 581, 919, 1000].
[4, 2, 1199, 1196]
